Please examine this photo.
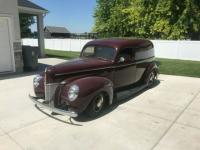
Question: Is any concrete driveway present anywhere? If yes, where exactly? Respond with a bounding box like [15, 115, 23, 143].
[0, 58, 200, 150]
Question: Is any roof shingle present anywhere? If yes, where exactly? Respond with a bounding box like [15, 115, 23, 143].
[18, 0, 47, 11]
[45, 26, 70, 34]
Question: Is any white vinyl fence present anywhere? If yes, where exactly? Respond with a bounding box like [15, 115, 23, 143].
[22, 39, 92, 52]
[22, 38, 200, 61]
[151, 40, 200, 61]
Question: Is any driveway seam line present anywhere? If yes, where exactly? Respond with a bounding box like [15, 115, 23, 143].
[7, 117, 48, 134]
[130, 108, 173, 122]
[0, 127, 6, 137]
[1, 117, 48, 150]
[4, 133, 25, 150]
[151, 90, 200, 150]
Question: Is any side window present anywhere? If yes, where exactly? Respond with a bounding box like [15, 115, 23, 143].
[118, 48, 134, 63]
[82, 46, 95, 57]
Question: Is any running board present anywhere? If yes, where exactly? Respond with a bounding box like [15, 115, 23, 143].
[115, 84, 148, 102]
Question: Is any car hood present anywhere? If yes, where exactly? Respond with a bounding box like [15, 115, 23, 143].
[46, 57, 113, 76]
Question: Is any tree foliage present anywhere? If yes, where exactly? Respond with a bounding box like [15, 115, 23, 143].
[93, 0, 200, 40]
[19, 14, 36, 38]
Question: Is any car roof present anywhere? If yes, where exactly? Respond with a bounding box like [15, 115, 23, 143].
[85, 38, 153, 49]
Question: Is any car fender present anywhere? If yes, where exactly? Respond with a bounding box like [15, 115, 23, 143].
[60, 76, 113, 113]
[148, 61, 159, 75]
[142, 61, 159, 83]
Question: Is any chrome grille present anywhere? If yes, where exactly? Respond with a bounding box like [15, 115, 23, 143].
[44, 68, 59, 108]
[45, 83, 59, 102]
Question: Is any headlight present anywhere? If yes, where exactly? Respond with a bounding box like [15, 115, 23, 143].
[33, 74, 43, 87]
[68, 85, 79, 101]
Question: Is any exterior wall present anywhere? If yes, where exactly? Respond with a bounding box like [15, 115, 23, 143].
[22, 38, 200, 61]
[0, 0, 23, 72]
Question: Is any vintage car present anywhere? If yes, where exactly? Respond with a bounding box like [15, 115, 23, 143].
[30, 39, 158, 118]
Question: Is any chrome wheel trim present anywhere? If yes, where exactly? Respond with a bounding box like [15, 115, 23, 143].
[148, 72, 155, 86]
[94, 94, 104, 112]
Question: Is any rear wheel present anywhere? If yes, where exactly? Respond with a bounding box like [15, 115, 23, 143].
[147, 71, 156, 88]
[85, 93, 105, 118]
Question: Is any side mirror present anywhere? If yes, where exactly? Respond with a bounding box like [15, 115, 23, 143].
[119, 57, 125, 63]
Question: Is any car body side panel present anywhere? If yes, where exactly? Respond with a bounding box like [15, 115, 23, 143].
[113, 63, 136, 88]
[134, 47, 155, 82]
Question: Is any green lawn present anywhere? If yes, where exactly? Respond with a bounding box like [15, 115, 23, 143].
[45, 49, 80, 59]
[44, 49, 200, 78]
[156, 58, 200, 78]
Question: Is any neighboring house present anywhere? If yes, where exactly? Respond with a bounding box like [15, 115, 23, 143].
[0, 0, 47, 73]
[70, 32, 99, 39]
[44, 26, 71, 38]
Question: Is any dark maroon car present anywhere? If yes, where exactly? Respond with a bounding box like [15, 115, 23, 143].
[30, 39, 158, 118]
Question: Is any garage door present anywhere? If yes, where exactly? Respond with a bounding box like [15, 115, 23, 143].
[0, 17, 13, 73]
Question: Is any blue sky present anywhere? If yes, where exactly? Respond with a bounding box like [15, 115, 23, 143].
[31, 0, 96, 33]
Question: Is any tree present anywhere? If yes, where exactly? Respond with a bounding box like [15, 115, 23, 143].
[93, 0, 200, 40]
[93, 0, 133, 37]
[151, 0, 200, 39]
[93, 0, 116, 37]
[19, 14, 36, 38]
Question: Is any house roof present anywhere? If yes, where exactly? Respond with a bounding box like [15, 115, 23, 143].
[18, 0, 47, 12]
[45, 26, 70, 34]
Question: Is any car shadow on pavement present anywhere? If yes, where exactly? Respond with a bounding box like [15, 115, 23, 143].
[74, 80, 161, 122]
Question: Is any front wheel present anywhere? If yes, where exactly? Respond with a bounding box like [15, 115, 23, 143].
[85, 93, 105, 118]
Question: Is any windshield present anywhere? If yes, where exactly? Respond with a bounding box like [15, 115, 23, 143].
[81, 46, 116, 60]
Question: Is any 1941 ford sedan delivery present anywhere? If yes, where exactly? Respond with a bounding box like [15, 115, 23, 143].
[30, 39, 158, 118]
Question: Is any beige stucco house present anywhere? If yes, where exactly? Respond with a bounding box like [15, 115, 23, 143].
[0, 0, 47, 73]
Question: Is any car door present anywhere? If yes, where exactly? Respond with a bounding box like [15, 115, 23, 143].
[114, 48, 136, 88]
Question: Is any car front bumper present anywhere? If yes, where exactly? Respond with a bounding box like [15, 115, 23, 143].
[29, 95, 78, 118]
